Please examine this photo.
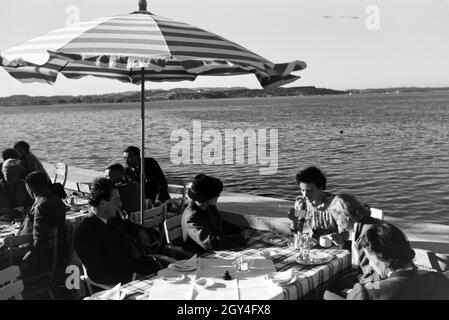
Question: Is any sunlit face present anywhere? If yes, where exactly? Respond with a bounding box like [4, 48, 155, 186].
[364, 248, 387, 277]
[299, 182, 321, 203]
[123, 152, 139, 168]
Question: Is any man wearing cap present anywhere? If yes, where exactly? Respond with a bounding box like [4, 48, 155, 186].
[181, 174, 248, 254]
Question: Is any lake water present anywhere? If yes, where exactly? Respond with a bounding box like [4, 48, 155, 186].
[1, 92, 448, 222]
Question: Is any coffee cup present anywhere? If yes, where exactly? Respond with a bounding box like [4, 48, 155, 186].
[319, 235, 333, 248]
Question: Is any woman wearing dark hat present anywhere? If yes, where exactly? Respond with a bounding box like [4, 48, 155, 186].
[181, 174, 248, 254]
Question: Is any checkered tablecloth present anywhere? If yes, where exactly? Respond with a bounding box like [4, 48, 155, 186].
[120, 229, 351, 300]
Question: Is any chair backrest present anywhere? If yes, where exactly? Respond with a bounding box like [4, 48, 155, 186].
[164, 214, 183, 245]
[370, 207, 384, 220]
[130, 203, 166, 229]
[166, 177, 191, 215]
[53, 163, 68, 186]
[414, 249, 449, 272]
[3, 234, 34, 266]
[0, 266, 24, 300]
[3, 228, 58, 277]
[81, 263, 112, 296]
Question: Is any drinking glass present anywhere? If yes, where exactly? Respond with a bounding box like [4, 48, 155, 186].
[233, 255, 253, 273]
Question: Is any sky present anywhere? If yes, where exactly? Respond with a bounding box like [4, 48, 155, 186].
[0, 0, 448, 97]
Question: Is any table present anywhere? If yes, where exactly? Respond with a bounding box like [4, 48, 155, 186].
[119, 230, 351, 300]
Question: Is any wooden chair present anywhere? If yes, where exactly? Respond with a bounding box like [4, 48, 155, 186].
[166, 178, 191, 216]
[163, 213, 194, 259]
[130, 203, 167, 229]
[80, 263, 137, 296]
[0, 266, 24, 300]
[3, 228, 58, 299]
[370, 207, 384, 220]
[80, 264, 112, 296]
[53, 163, 68, 187]
[129, 204, 167, 252]
[414, 249, 449, 272]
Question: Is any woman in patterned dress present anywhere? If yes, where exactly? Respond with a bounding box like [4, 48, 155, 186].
[288, 166, 338, 239]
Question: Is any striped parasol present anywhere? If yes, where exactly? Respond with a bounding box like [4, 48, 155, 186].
[0, 0, 306, 219]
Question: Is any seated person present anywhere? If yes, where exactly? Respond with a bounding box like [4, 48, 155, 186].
[14, 141, 50, 181]
[21, 171, 69, 279]
[325, 223, 449, 300]
[287, 166, 337, 239]
[123, 146, 170, 208]
[1, 148, 23, 180]
[326, 193, 383, 290]
[106, 163, 140, 216]
[181, 174, 247, 254]
[74, 178, 165, 285]
[0, 159, 33, 222]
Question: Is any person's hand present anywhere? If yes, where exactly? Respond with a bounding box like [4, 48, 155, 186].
[329, 233, 345, 247]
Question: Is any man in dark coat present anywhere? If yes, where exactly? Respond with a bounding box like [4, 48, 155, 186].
[74, 178, 163, 285]
[181, 174, 247, 254]
[0, 159, 33, 222]
[106, 163, 140, 216]
[123, 146, 170, 207]
[22, 171, 68, 279]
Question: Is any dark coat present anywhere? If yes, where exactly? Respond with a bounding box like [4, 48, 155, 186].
[22, 191, 68, 276]
[116, 181, 140, 214]
[124, 157, 170, 204]
[181, 202, 247, 254]
[348, 269, 449, 300]
[0, 178, 33, 221]
[74, 214, 160, 284]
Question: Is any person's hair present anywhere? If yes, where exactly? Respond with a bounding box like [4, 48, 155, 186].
[295, 166, 327, 190]
[124, 146, 140, 157]
[14, 141, 30, 152]
[359, 223, 415, 270]
[88, 177, 117, 207]
[25, 171, 50, 192]
[106, 163, 125, 174]
[329, 193, 371, 222]
[2, 148, 19, 161]
[1, 159, 22, 176]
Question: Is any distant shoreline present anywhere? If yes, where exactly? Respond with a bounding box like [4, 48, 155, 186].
[1, 86, 448, 107]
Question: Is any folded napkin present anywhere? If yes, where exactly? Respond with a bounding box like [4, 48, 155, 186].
[90, 283, 124, 300]
[266, 269, 295, 285]
[168, 254, 197, 271]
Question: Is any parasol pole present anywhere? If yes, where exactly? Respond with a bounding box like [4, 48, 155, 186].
[140, 67, 145, 223]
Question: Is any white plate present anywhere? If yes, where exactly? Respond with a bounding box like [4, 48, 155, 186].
[159, 271, 185, 283]
[296, 250, 334, 266]
[262, 235, 289, 246]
